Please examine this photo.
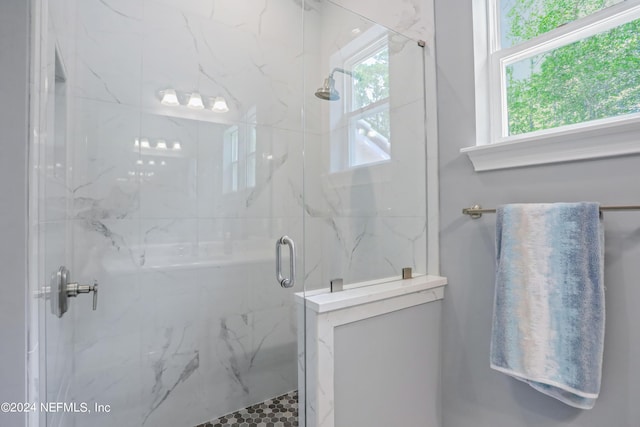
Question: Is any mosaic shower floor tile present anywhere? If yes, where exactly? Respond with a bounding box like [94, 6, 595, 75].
[196, 390, 298, 427]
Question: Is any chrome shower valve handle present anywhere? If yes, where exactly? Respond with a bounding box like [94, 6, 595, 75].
[66, 281, 98, 311]
[51, 266, 98, 318]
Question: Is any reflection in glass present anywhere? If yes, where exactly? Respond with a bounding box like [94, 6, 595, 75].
[499, 0, 624, 48]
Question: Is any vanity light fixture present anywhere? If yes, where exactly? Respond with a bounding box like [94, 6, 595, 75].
[160, 88, 180, 106]
[136, 159, 143, 165]
[156, 140, 168, 150]
[134, 138, 140, 147]
[159, 88, 229, 114]
[148, 160, 155, 166]
[140, 138, 151, 149]
[187, 92, 205, 109]
[172, 142, 182, 151]
[211, 96, 229, 113]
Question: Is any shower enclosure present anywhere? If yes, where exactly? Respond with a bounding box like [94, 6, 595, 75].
[27, 1, 428, 426]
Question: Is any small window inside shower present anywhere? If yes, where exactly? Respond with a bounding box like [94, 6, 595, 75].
[345, 38, 390, 168]
[329, 26, 391, 172]
[223, 126, 239, 194]
[222, 108, 257, 194]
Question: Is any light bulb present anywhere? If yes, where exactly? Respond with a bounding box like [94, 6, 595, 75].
[141, 138, 150, 149]
[134, 138, 140, 147]
[160, 89, 180, 106]
[156, 140, 167, 150]
[211, 96, 229, 113]
[187, 92, 204, 109]
[136, 159, 143, 165]
[172, 141, 182, 151]
[161, 161, 166, 166]
[148, 160, 155, 166]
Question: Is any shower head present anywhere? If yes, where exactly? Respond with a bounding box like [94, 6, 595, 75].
[314, 68, 355, 101]
[315, 76, 340, 101]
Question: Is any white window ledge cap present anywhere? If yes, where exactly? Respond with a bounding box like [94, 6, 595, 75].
[462, 116, 640, 171]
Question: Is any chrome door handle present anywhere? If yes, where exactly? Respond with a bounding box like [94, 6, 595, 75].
[275, 236, 296, 288]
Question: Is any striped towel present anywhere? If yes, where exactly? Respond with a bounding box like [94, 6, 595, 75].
[490, 202, 605, 409]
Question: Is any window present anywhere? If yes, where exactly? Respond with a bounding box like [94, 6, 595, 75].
[223, 109, 257, 193]
[246, 125, 257, 189]
[223, 126, 239, 193]
[329, 26, 392, 173]
[467, 0, 640, 171]
[346, 40, 391, 168]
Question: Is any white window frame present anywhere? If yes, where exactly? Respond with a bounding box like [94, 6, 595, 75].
[223, 125, 239, 194]
[223, 108, 258, 194]
[246, 125, 257, 189]
[343, 38, 391, 169]
[465, 0, 640, 171]
[328, 25, 392, 175]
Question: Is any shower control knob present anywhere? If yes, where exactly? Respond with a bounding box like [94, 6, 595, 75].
[51, 266, 100, 317]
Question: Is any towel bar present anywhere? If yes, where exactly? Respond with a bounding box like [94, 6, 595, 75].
[462, 204, 640, 219]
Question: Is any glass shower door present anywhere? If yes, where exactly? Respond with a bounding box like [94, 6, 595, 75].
[31, 1, 307, 426]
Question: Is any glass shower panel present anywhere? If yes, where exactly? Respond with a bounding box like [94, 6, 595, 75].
[303, 1, 428, 290]
[33, 1, 306, 426]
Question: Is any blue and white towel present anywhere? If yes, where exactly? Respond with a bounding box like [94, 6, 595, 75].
[490, 202, 605, 409]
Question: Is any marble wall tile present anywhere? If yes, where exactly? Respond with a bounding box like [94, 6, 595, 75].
[243, 307, 298, 397]
[74, 0, 143, 105]
[198, 309, 257, 416]
[195, 121, 227, 217]
[140, 0, 304, 132]
[139, 278, 203, 427]
[72, 218, 142, 277]
[304, 216, 427, 289]
[241, 127, 304, 219]
[138, 113, 199, 219]
[71, 99, 141, 223]
[328, 0, 433, 42]
[71, 330, 143, 427]
[198, 125, 305, 220]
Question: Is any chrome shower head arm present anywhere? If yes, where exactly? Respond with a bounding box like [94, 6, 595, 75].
[330, 67, 355, 79]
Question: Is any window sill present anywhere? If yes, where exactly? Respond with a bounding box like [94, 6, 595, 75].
[461, 116, 640, 172]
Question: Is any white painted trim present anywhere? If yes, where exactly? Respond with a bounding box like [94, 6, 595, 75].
[462, 115, 640, 171]
[498, 2, 640, 63]
[297, 274, 447, 313]
[471, 0, 640, 168]
[472, 0, 491, 146]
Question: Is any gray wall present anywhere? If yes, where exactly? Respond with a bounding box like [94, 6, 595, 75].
[334, 302, 442, 427]
[435, 1, 640, 426]
[0, 1, 30, 426]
